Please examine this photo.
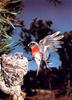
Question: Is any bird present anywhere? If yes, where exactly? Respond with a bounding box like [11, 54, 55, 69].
[28, 31, 64, 75]
[0, 52, 28, 100]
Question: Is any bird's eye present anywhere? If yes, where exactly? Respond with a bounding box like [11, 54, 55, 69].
[31, 43, 35, 46]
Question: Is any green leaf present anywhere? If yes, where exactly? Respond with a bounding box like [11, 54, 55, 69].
[2, 30, 12, 40]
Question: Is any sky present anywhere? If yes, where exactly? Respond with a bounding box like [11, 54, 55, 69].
[19, 0, 72, 32]
[12, 0, 72, 70]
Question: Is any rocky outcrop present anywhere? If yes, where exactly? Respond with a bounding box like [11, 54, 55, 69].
[0, 52, 28, 100]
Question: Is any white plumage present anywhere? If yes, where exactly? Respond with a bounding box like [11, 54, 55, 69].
[28, 31, 64, 75]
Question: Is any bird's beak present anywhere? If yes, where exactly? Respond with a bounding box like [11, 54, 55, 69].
[28, 42, 31, 47]
[28, 43, 29, 47]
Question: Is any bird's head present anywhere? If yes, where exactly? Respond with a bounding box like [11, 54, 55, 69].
[28, 41, 37, 48]
[28, 41, 40, 56]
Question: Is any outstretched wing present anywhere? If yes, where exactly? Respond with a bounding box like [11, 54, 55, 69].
[39, 31, 64, 61]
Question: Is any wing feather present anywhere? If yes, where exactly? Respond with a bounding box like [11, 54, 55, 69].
[39, 31, 64, 48]
[39, 31, 64, 61]
[53, 35, 64, 41]
[50, 31, 61, 38]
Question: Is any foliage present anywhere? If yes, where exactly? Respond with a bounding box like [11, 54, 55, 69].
[58, 31, 72, 95]
[20, 18, 54, 51]
[48, 0, 62, 6]
[58, 31, 72, 70]
[0, 0, 22, 55]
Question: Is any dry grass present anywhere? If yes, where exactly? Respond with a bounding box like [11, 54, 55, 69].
[0, 89, 72, 100]
[25, 89, 72, 100]
[0, 0, 10, 8]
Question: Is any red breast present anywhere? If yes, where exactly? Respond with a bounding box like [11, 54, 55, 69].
[31, 44, 40, 57]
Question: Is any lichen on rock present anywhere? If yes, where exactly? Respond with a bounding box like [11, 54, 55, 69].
[0, 52, 28, 98]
